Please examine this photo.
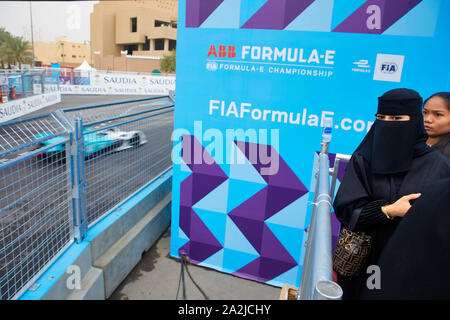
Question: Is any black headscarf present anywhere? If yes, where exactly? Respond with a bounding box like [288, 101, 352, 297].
[356, 88, 431, 174]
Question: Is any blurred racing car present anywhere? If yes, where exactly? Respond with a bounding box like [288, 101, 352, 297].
[35, 127, 147, 160]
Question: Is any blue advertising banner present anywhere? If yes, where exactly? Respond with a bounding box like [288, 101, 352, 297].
[170, 0, 450, 287]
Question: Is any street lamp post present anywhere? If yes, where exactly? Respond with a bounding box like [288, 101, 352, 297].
[29, 1, 35, 67]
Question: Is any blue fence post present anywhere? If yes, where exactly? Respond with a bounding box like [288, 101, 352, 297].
[20, 73, 26, 98]
[70, 117, 88, 243]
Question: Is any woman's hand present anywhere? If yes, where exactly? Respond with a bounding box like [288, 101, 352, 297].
[383, 193, 422, 218]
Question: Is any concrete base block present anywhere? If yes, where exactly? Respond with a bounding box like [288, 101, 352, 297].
[93, 193, 172, 298]
[42, 242, 95, 300]
[19, 169, 173, 300]
[67, 267, 105, 300]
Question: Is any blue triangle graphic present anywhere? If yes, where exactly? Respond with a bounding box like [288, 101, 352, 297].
[180, 158, 192, 173]
[201, 0, 241, 29]
[229, 142, 267, 185]
[199, 248, 225, 271]
[179, 227, 189, 241]
[383, 0, 440, 37]
[193, 180, 229, 214]
[265, 195, 309, 229]
[226, 178, 266, 213]
[266, 265, 300, 287]
[265, 222, 304, 263]
[224, 216, 259, 255]
[172, 227, 190, 258]
[177, 159, 192, 183]
[194, 208, 228, 246]
[222, 248, 259, 273]
[331, 0, 367, 30]
[239, 0, 267, 28]
[285, 0, 334, 31]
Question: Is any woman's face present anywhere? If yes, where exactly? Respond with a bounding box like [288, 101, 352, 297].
[423, 96, 450, 138]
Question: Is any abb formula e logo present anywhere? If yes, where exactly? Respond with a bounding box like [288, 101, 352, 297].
[207, 45, 237, 58]
[206, 44, 335, 65]
[205, 44, 335, 79]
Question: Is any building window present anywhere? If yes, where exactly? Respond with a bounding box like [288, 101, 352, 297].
[154, 39, 165, 51]
[131, 17, 137, 32]
[155, 20, 169, 27]
[169, 40, 176, 51]
[124, 44, 138, 55]
[143, 37, 150, 51]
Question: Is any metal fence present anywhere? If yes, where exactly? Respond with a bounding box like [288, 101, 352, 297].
[298, 130, 349, 300]
[0, 96, 174, 300]
[0, 70, 49, 102]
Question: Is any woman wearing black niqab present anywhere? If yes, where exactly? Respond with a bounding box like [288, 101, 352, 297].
[333, 88, 450, 300]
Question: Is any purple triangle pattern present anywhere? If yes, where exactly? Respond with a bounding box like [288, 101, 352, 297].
[228, 140, 308, 282]
[332, 0, 423, 34]
[241, 0, 316, 30]
[186, 0, 225, 28]
[178, 135, 227, 263]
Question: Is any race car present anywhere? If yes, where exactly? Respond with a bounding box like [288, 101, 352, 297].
[34, 127, 147, 161]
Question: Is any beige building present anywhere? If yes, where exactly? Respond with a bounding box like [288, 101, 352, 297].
[34, 36, 91, 68]
[90, 0, 178, 72]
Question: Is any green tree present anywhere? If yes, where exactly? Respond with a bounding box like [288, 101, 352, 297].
[0, 28, 12, 69]
[0, 29, 32, 69]
[160, 49, 176, 73]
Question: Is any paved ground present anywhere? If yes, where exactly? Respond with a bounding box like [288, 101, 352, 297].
[109, 227, 282, 300]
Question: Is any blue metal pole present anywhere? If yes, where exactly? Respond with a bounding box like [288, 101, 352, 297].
[70, 117, 88, 243]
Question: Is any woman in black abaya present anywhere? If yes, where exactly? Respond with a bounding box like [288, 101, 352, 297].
[359, 177, 450, 300]
[333, 88, 450, 300]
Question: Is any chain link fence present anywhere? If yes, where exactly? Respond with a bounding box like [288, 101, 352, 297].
[0, 96, 174, 300]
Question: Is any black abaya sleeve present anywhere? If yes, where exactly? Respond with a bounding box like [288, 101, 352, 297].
[333, 153, 391, 231]
[360, 177, 450, 300]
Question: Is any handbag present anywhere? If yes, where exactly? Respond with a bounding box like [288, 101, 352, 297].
[332, 207, 373, 277]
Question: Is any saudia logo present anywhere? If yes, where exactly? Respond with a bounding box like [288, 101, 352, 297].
[103, 76, 137, 85]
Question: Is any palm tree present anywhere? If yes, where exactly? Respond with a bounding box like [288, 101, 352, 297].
[0, 29, 32, 69]
[5, 36, 32, 69]
[0, 28, 12, 69]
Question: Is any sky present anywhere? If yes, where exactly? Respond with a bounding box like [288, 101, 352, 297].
[0, 1, 98, 43]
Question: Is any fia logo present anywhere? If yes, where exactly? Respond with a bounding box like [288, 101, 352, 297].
[206, 61, 218, 71]
[381, 63, 398, 74]
[373, 54, 404, 83]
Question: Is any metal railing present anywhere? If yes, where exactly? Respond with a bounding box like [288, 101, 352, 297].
[60, 96, 174, 227]
[0, 70, 49, 102]
[298, 129, 348, 300]
[0, 95, 174, 299]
